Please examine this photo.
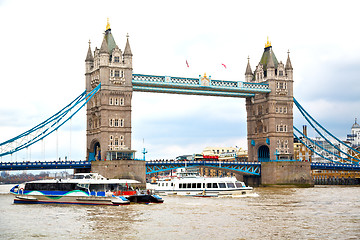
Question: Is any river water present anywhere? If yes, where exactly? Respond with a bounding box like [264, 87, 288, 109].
[0, 184, 359, 240]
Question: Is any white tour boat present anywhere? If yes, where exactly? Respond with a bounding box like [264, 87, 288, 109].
[147, 172, 253, 197]
[10, 173, 163, 205]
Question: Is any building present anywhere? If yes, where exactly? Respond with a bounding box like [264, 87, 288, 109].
[202, 146, 248, 161]
[199, 146, 248, 177]
[293, 125, 312, 161]
[85, 19, 134, 161]
[245, 38, 294, 162]
[347, 118, 360, 148]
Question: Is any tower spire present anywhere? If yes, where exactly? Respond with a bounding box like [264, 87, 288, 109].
[285, 50, 293, 70]
[265, 36, 271, 48]
[124, 33, 132, 56]
[85, 40, 93, 61]
[245, 56, 252, 75]
[106, 18, 111, 31]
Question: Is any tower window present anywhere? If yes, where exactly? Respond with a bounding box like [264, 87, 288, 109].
[115, 70, 120, 77]
[114, 119, 119, 127]
[115, 98, 119, 105]
[120, 98, 124, 106]
[120, 119, 124, 127]
[114, 56, 120, 63]
[109, 97, 113, 105]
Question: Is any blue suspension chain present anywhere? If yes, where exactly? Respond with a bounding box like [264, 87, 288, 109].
[294, 98, 360, 162]
[294, 97, 360, 155]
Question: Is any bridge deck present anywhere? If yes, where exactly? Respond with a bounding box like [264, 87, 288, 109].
[1, 160, 359, 174]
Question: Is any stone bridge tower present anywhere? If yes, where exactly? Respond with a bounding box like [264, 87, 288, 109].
[245, 39, 294, 162]
[85, 20, 134, 162]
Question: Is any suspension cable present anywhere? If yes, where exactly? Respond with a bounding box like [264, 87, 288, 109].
[294, 98, 360, 162]
[294, 97, 360, 155]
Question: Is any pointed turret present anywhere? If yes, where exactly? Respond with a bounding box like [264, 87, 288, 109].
[266, 48, 276, 78]
[267, 48, 275, 69]
[124, 33, 132, 56]
[245, 56, 253, 82]
[123, 33, 132, 66]
[285, 50, 293, 80]
[285, 50, 293, 70]
[85, 40, 94, 62]
[100, 37, 109, 54]
[85, 40, 94, 74]
[259, 38, 278, 70]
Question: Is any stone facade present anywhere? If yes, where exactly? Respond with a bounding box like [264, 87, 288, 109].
[245, 41, 294, 162]
[261, 161, 313, 186]
[85, 23, 133, 161]
[91, 160, 146, 184]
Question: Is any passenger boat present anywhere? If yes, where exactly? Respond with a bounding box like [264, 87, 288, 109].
[10, 173, 163, 205]
[147, 171, 253, 197]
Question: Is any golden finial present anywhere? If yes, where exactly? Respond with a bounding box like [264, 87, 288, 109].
[204, 73, 207, 78]
[106, 18, 111, 31]
[265, 36, 271, 48]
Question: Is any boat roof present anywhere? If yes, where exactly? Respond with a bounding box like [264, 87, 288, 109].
[24, 173, 140, 184]
[158, 176, 241, 183]
[25, 179, 140, 184]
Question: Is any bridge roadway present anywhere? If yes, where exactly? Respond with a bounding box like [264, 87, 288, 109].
[1, 160, 360, 175]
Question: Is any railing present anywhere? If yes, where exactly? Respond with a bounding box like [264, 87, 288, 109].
[0, 161, 91, 171]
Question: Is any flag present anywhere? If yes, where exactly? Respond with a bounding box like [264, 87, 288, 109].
[186, 60, 189, 68]
[221, 63, 227, 69]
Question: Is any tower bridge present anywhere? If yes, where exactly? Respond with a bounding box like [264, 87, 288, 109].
[1, 20, 359, 186]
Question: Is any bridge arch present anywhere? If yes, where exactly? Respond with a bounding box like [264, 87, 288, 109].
[258, 145, 270, 161]
[89, 139, 101, 161]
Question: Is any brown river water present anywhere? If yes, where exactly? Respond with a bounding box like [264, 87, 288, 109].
[0, 185, 359, 240]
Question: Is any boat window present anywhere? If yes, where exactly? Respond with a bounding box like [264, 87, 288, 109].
[226, 183, 235, 188]
[187, 183, 191, 188]
[197, 183, 201, 188]
[212, 183, 218, 188]
[207, 183, 212, 188]
[77, 184, 89, 190]
[192, 183, 196, 188]
[235, 182, 243, 188]
[203, 183, 205, 188]
[73, 175, 84, 179]
[171, 183, 173, 187]
[89, 184, 105, 192]
[25, 183, 78, 191]
[166, 183, 168, 187]
[85, 175, 91, 179]
[218, 183, 226, 188]
[179, 183, 183, 188]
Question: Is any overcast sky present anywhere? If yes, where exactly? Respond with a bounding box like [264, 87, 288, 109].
[0, 0, 359, 161]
